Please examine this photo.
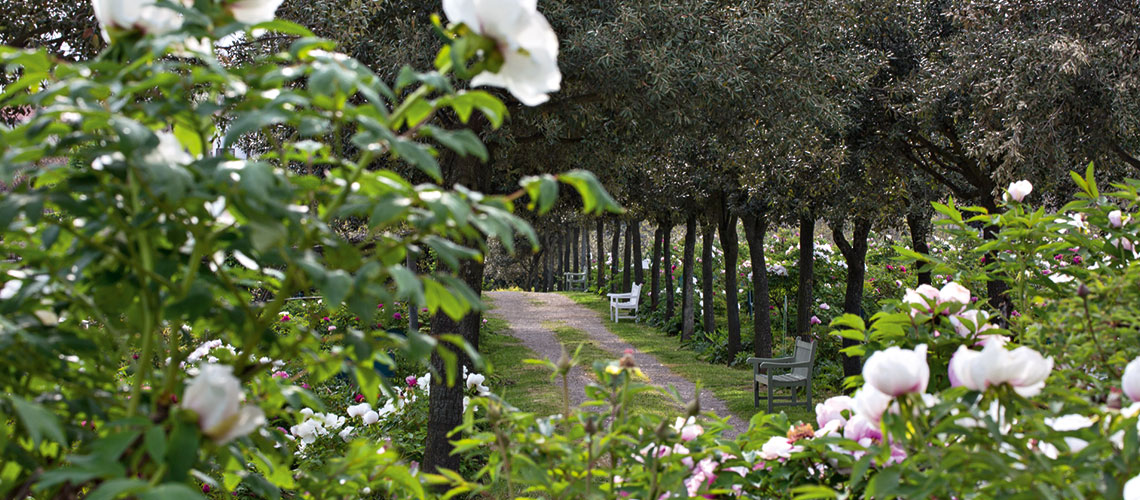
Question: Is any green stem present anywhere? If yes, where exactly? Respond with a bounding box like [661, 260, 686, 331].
[126, 167, 159, 417]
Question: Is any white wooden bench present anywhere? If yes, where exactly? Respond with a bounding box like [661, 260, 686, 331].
[607, 282, 642, 323]
[747, 338, 816, 413]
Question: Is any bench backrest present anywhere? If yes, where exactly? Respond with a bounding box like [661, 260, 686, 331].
[791, 339, 815, 379]
[628, 282, 642, 306]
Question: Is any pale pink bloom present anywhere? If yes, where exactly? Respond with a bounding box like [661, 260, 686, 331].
[1007, 180, 1033, 202]
[863, 344, 929, 397]
[1122, 357, 1140, 402]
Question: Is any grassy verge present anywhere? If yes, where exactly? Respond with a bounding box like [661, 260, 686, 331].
[481, 308, 564, 417]
[545, 322, 682, 421]
[560, 292, 816, 424]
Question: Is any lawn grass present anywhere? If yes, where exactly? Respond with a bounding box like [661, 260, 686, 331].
[544, 321, 682, 421]
[481, 309, 564, 417]
[560, 292, 817, 425]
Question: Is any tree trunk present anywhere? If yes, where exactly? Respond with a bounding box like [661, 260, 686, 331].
[700, 218, 716, 336]
[622, 223, 633, 290]
[664, 223, 675, 323]
[650, 224, 663, 312]
[719, 206, 741, 362]
[633, 220, 643, 285]
[610, 219, 621, 292]
[983, 218, 1012, 320]
[742, 213, 773, 358]
[681, 215, 697, 342]
[834, 217, 871, 380]
[572, 227, 580, 274]
[596, 218, 605, 291]
[423, 148, 486, 475]
[423, 256, 484, 474]
[583, 223, 591, 284]
[907, 209, 932, 286]
[527, 249, 542, 291]
[543, 233, 553, 292]
[407, 251, 419, 332]
[562, 231, 571, 284]
[796, 213, 815, 339]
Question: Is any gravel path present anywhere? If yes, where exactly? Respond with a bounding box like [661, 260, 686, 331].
[485, 291, 748, 437]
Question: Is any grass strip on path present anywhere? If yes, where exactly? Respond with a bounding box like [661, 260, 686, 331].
[481, 311, 564, 417]
[545, 321, 682, 421]
[560, 292, 815, 425]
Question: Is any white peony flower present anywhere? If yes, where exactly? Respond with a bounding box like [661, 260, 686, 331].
[950, 338, 1053, 397]
[181, 364, 265, 443]
[91, 0, 189, 41]
[1125, 474, 1140, 500]
[862, 344, 929, 397]
[362, 410, 379, 425]
[1006, 180, 1033, 202]
[1122, 357, 1140, 402]
[442, 0, 562, 106]
[758, 436, 802, 460]
[1109, 210, 1125, 228]
[228, 0, 283, 24]
[851, 385, 893, 423]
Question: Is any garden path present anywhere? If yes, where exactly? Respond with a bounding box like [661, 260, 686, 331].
[485, 291, 748, 437]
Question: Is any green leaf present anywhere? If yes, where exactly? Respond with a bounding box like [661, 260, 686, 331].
[452, 90, 506, 128]
[422, 126, 487, 161]
[86, 479, 150, 500]
[390, 137, 441, 181]
[144, 425, 166, 462]
[519, 174, 559, 214]
[138, 483, 205, 500]
[223, 109, 288, 148]
[7, 395, 65, 446]
[173, 123, 203, 158]
[1085, 161, 1098, 198]
[558, 170, 622, 215]
[251, 19, 315, 37]
[424, 277, 469, 320]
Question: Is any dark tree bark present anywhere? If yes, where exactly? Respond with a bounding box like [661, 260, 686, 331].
[650, 224, 663, 311]
[982, 216, 1013, 321]
[423, 255, 484, 474]
[718, 204, 741, 362]
[632, 220, 643, 285]
[565, 230, 574, 282]
[407, 251, 419, 332]
[526, 249, 543, 291]
[907, 209, 932, 286]
[572, 227, 580, 274]
[543, 233, 553, 292]
[596, 218, 605, 290]
[555, 232, 563, 290]
[622, 223, 633, 290]
[796, 213, 815, 339]
[583, 224, 591, 283]
[610, 219, 621, 292]
[664, 223, 675, 323]
[834, 217, 871, 380]
[681, 215, 698, 342]
[700, 218, 716, 336]
[423, 149, 486, 475]
[742, 213, 773, 358]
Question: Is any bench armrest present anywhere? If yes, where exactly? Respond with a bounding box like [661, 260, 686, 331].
[758, 360, 812, 370]
[746, 356, 793, 366]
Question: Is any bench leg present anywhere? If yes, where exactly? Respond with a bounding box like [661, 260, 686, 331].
[753, 380, 759, 409]
[766, 384, 773, 414]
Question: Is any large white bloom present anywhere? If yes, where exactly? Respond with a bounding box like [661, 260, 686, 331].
[1122, 357, 1140, 402]
[863, 344, 929, 397]
[949, 338, 1053, 397]
[815, 395, 853, 428]
[181, 364, 265, 443]
[91, 0, 188, 41]
[851, 385, 894, 423]
[1126, 474, 1140, 500]
[758, 436, 802, 460]
[1006, 180, 1033, 202]
[228, 0, 283, 24]
[443, 0, 562, 106]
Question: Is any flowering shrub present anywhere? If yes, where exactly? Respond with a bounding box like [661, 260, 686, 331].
[0, 0, 617, 497]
